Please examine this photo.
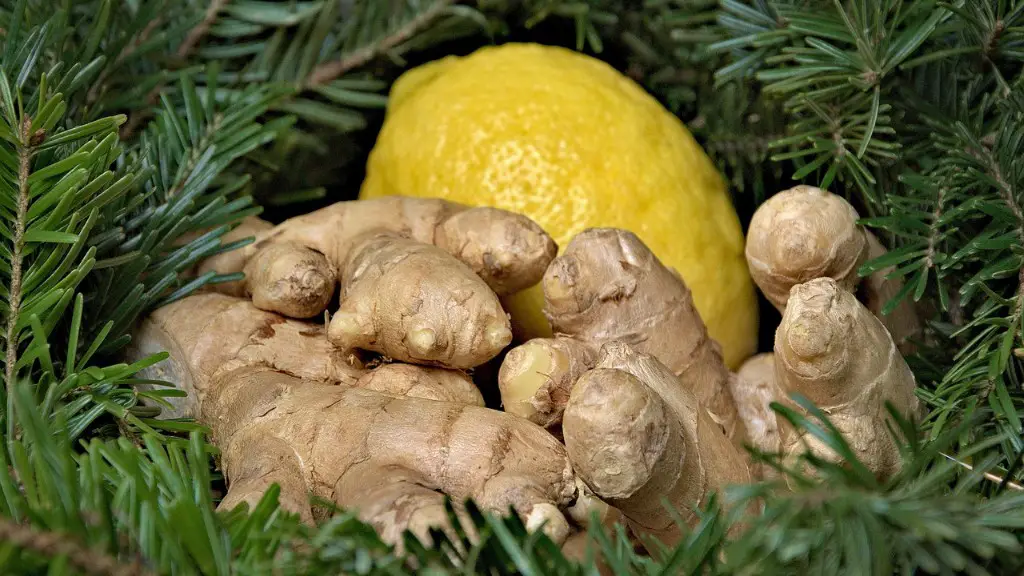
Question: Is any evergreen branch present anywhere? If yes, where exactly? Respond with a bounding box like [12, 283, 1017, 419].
[177, 0, 229, 60]
[85, 16, 166, 107]
[0, 516, 154, 576]
[305, 0, 456, 87]
[4, 117, 33, 398]
[120, 2, 230, 140]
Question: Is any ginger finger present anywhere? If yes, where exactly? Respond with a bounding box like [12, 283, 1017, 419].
[745, 185, 920, 351]
[435, 206, 557, 295]
[335, 462, 459, 549]
[327, 232, 512, 369]
[202, 198, 555, 318]
[543, 228, 746, 445]
[731, 353, 781, 458]
[775, 277, 920, 477]
[217, 433, 313, 524]
[243, 242, 336, 318]
[562, 343, 750, 547]
[497, 337, 596, 428]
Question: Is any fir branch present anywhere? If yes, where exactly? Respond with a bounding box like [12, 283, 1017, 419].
[177, 0, 229, 59]
[120, 1, 230, 140]
[4, 117, 33, 397]
[305, 0, 456, 87]
[0, 516, 154, 576]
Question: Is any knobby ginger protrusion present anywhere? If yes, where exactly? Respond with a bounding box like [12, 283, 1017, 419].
[543, 228, 747, 445]
[562, 343, 750, 547]
[129, 293, 577, 549]
[774, 277, 920, 478]
[497, 337, 596, 428]
[745, 185, 921, 351]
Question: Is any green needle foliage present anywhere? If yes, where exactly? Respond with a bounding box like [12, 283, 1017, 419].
[0, 0, 1023, 574]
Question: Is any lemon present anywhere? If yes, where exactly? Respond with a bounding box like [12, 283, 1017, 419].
[360, 43, 757, 368]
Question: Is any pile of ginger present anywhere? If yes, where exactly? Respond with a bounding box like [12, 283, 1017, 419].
[128, 185, 922, 559]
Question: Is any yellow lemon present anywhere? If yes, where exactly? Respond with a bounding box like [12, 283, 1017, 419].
[360, 43, 757, 368]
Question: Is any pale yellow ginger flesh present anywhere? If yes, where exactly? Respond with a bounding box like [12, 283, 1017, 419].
[774, 277, 920, 477]
[129, 293, 576, 546]
[543, 228, 746, 445]
[745, 185, 920, 351]
[562, 343, 750, 547]
[497, 337, 596, 428]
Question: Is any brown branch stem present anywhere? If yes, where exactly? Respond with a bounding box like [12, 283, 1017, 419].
[5, 118, 33, 394]
[304, 0, 455, 88]
[178, 0, 229, 59]
[0, 516, 155, 576]
[121, 1, 229, 140]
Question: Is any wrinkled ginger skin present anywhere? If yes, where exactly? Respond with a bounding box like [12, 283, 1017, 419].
[497, 337, 596, 428]
[243, 242, 336, 318]
[775, 278, 920, 478]
[745, 185, 866, 309]
[435, 206, 558, 295]
[355, 363, 483, 406]
[328, 232, 513, 369]
[127, 293, 365, 418]
[543, 228, 746, 445]
[562, 343, 750, 547]
[745, 185, 920, 350]
[130, 294, 577, 546]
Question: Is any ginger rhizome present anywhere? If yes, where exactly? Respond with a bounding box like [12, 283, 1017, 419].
[198, 197, 556, 368]
[745, 185, 921, 351]
[131, 293, 576, 546]
[773, 278, 920, 476]
[499, 228, 746, 444]
[130, 191, 929, 557]
[562, 343, 750, 545]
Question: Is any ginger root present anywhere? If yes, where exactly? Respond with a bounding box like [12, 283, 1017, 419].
[198, 197, 556, 369]
[773, 277, 919, 476]
[562, 343, 750, 546]
[129, 192, 930, 556]
[497, 337, 596, 428]
[130, 293, 576, 546]
[745, 185, 921, 351]
[501, 228, 746, 444]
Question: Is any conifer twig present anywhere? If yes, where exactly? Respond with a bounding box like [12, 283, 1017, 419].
[121, 0, 230, 139]
[4, 119, 34, 399]
[304, 0, 456, 87]
[0, 516, 156, 576]
[178, 0, 229, 59]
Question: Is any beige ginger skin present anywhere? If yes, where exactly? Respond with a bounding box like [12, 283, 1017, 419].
[131, 293, 576, 547]
[501, 228, 746, 445]
[745, 185, 921, 351]
[131, 192, 926, 557]
[199, 197, 557, 368]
